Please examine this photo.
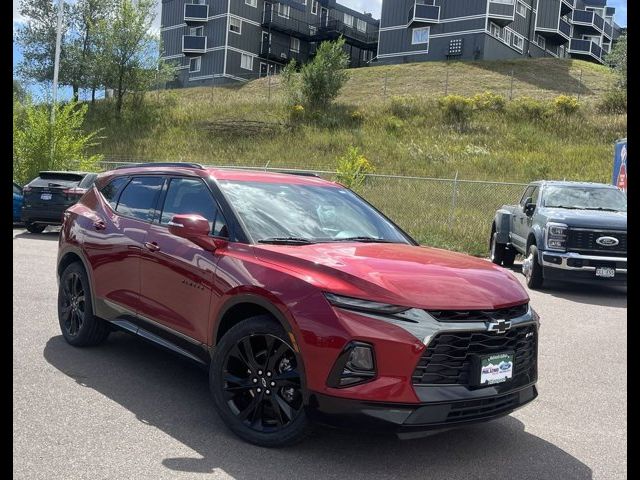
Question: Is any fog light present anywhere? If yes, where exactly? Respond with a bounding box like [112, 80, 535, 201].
[327, 341, 376, 388]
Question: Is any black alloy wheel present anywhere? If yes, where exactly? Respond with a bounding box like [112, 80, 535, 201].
[211, 316, 310, 447]
[60, 271, 86, 337]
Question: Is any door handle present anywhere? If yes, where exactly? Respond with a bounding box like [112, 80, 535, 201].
[93, 220, 106, 231]
[144, 241, 160, 252]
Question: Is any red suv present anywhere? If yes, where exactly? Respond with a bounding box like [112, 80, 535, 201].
[57, 163, 539, 446]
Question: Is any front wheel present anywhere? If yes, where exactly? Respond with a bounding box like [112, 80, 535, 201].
[210, 316, 310, 447]
[490, 232, 506, 265]
[522, 245, 544, 289]
[26, 223, 46, 234]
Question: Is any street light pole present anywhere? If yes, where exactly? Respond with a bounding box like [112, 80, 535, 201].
[51, 0, 64, 124]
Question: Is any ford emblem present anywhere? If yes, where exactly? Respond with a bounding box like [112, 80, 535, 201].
[596, 236, 620, 247]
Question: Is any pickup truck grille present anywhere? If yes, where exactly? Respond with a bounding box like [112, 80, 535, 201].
[412, 324, 537, 387]
[566, 229, 627, 256]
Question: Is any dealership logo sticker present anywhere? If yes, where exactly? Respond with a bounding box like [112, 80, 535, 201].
[595, 236, 620, 247]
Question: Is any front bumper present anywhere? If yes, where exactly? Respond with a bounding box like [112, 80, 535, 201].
[541, 251, 627, 284]
[306, 384, 537, 439]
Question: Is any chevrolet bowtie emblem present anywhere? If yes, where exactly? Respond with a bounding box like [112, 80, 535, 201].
[487, 318, 511, 334]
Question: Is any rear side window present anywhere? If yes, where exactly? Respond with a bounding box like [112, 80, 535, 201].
[78, 173, 98, 188]
[115, 176, 164, 222]
[160, 177, 228, 236]
[100, 177, 129, 210]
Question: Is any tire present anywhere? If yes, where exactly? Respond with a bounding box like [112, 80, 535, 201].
[26, 223, 46, 234]
[523, 244, 544, 289]
[210, 315, 310, 447]
[490, 231, 505, 265]
[502, 248, 517, 268]
[58, 262, 110, 346]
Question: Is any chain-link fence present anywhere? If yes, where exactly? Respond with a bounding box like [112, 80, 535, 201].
[97, 161, 526, 256]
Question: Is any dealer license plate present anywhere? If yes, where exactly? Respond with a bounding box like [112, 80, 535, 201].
[596, 267, 615, 278]
[40, 193, 52, 200]
[479, 353, 514, 385]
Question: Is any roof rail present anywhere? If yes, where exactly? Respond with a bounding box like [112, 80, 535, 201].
[278, 171, 321, 178]
[114, 162, 204, 170]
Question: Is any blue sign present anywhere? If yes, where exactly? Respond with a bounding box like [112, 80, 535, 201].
[612, 139, 627, 192]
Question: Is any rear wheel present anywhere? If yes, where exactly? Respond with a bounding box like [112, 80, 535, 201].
[490, 231, 506, 265]
[502, 248, 517, 268]
[58, 262, 110, 346]
[26, 223, 46, 234]
[210, 316, 310, 447]
[522, 244, 543, 289]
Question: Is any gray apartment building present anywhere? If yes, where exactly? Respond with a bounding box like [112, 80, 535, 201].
[376, 0, 622, 65]
[160, 0, 379, 87]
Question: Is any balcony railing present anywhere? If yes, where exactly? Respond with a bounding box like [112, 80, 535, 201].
[262, 6, 315, 39]
[603, 21, 613, 39]
[569, 38, 604, 63]
[259, 40, 304, 63]
[536, 17, 570, 43]
[559, 18, 571, 38]
[315, 18, 378, 46]
[560, 0, 575, 15]
[184, 3, 209, 23]
[408, 2, 440, 25]
[182, 35, 207, 54]
[572, 9, 605, 33]
[488, 0, 515, 26]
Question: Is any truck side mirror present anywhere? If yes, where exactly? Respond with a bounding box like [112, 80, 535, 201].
[523, 197, 535, 216]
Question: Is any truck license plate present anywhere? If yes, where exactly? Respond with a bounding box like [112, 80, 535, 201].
[595, 267, 615, 278]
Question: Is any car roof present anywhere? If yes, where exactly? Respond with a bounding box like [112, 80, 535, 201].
[530, 180, 618, 189]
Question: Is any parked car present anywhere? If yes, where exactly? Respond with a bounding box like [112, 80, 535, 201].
[21, 171, 98, 233]
[57, 162, 539, 447]
[13, 181, 23, 223]
[491, 181, 627, 289]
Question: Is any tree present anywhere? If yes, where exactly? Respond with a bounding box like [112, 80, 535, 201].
[282, 37, 349, 110]
[606, 33, 627, 88]
[15, 0, 72, 88]
[13, 100, 103, 185]
[13, 79, 27, 103]
[95, 0, 174, 117]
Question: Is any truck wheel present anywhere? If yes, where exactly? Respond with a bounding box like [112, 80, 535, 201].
[490, 232, 505, 265]
[502, 248, 517, 268]
[523, 245, 543, 289]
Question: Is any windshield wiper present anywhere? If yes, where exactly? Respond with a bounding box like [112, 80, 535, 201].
[544, 205, 583, 210]
[581, 207, 622, 212]
[257, 237, 316, 245]
[331, 236, 398, 243]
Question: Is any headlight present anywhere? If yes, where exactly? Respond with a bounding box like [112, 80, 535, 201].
[545, 222, 568, 252]
[324, 292, 409, 314]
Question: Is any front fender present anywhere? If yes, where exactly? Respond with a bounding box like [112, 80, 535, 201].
[493, 208, 512, 244]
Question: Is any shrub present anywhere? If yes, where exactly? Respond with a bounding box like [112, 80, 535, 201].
[471, 91, 506, 112]
[384, 115, 405, 133]
[507, 97, 550, 121]
[438, 95, 474, 130]
[389, 96, 424, 119]
[350, 109, 365, 124]
[553, 95, 580, 115]
[335, 146, 375, 189]
[597, 88, 627, 114]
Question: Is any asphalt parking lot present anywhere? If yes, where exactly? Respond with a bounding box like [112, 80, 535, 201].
[13, 227, 627, 480]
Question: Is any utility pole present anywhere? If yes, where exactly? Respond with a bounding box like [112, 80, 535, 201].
[51, 0, 64, 124]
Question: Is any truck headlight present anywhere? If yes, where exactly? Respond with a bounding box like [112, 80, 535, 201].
[545, 223, 568, 251]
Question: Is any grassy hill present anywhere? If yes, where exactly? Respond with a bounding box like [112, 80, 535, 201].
[83, 58, 626, 255]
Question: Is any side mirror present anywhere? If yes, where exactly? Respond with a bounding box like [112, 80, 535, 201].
[168, 214, 227, 251]
[523, 198, 536, 216]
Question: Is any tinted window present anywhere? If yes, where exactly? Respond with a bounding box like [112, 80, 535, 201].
[28, 175, 82, 189]
[13, 184, 21, 195]
[115, 176, 164, 222]
[101, 177, 129, 210]
[520, 186, 535, 206]
[160, 178, 227, 236]
[78, 173, 98, 188]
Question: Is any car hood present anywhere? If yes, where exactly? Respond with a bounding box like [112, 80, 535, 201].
[254, 243, 528, 310]
[540, 208, 627, 230]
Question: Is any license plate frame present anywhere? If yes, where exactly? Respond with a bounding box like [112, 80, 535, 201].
[474, 352, 515, 386]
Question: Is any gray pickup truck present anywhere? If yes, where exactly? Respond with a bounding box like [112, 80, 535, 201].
[490, 181, 627, 289]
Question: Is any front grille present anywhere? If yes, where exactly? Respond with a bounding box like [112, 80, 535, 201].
[447, 393, 519, 422]
[427, 303, 528, 322]
[412, 324, 537, 387]
[566, 229, 627, 256]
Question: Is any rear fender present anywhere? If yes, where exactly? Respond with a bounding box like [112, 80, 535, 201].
[493, 208, 512, 244]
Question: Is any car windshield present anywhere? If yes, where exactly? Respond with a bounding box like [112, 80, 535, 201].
[218, 180, 411, 244]
[542, 186, 627, 212]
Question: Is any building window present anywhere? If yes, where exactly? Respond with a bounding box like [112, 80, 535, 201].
[516, 1, 526, 17]
[344, 13, 354, 27]
[241, 53, 253, 70]
[536, 34, 546, 50]
[412, 26, 429, 45]
[311, 0, 318, 15]
[290, 37, 300, 53]
[189, 26, 204, 36]
[192, 0, 205, 4]
[504, 29, 512, 45]
[229, 17, 241, 34]
[489, 22, 501, 40]
[189, 57, 201, 73]
[278, 4, 290, 18]
[357, 18, 367, 33]
[309, 25, 317, 35]
[245, 0, 257, 7]
[513, 34, 524, 51]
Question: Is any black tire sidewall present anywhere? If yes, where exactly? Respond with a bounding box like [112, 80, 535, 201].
[490, 232, 505, 265]
[26, 223, 46, 234]
[210, 316, 310, 447]
[526, 245, 544, 289]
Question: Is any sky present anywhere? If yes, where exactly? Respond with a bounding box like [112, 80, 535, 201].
[13, 0, 626, 100]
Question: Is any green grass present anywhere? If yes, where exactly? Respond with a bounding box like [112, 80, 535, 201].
[83, 58, 626, 256]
